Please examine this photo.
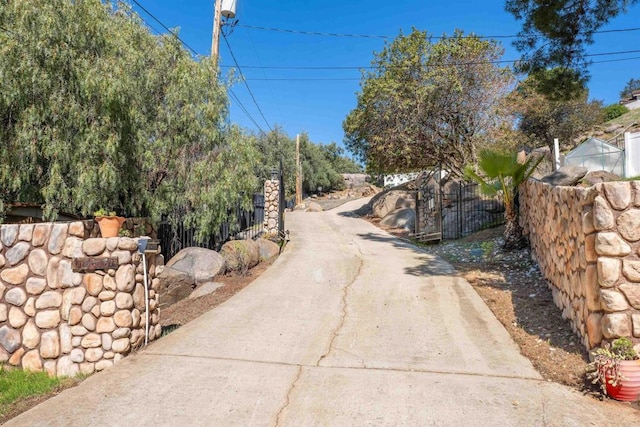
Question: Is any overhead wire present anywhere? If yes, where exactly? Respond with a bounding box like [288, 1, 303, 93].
[222, 48, 640, 71]
[228, 88, 267, 135]
[222, 33, 274, 132]
[129, 0, 268, 136]
[129, 0, 200, 56]
[241, 55, 640, 80]
[118, 2, 165, 36]
[245, 24, 285, 124]
[237, 23, 640, 40]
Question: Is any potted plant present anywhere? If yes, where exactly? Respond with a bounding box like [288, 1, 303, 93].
[590, 337, 640, 401]
[94, 209, 126, 238]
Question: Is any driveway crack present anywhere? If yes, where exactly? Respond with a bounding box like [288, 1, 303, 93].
[272, 365, 304, 427]
[316, 239, 364, 366]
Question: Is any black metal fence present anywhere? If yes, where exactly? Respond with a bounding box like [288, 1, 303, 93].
[416, 180, 505, 241]
[440, 182, 505, 240]
[158, 193, 265, 261]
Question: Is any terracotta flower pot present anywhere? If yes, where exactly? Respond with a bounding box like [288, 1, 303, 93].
[95, 216, 126, 238]
[606, 360, 640, 402]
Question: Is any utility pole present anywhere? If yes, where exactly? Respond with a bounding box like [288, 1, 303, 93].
[296, 134, 302, 207]
[211, 0, 223, 60]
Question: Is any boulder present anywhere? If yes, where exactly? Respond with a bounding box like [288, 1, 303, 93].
[541, 166, 588, 186]
[380, 208, 415, 231]
[157, 268, 194, 308]
[164, 247, 225, 284]
[220, 240, 260, 273]
[371, 190, 415, 219]
[158, 247, 225, 308]
[341, 173, 368, 188]
[582, 170, 621, 186]
[306, 201, 323, 212]
[256, 238, 279, 261]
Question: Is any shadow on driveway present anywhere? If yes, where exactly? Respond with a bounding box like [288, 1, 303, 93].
[355, 232, 455, 277]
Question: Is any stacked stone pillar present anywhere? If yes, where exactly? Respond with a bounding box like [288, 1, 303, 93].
[520, 180, 640, 350]
[264, 179, 280, 236]
[0, 221, 163, 376]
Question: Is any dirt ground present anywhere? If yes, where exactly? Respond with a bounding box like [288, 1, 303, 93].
[159, 259, 274, 327]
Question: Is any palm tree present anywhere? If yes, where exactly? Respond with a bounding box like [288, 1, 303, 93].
[464, 149, 542, 250]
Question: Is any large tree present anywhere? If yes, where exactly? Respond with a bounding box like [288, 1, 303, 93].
[0, 0, 257, 238]
[343, 29, 514, 177]
[253, 130, 356, 198]
[506, 69, 603, 151]
[506, 0, 639, 99]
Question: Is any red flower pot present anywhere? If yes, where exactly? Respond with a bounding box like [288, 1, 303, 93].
[606, 360, 640, 402]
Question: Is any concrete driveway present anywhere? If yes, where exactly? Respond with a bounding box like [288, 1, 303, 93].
[7, 198, 639, 426]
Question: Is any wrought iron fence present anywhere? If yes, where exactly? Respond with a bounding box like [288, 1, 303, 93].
[416, 179, 505, 241]
[158, 193, 265, 261]
[440, 182, 505, 240]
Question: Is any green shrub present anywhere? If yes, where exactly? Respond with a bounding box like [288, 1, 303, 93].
[602, 104, 629, 121]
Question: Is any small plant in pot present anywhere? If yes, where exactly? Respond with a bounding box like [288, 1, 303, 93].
[589, 337, 640, 401]
[94, 209, 126, 238]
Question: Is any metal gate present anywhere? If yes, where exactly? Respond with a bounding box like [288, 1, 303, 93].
[415, 176, 505, 241]
[414, 186, 443, 242]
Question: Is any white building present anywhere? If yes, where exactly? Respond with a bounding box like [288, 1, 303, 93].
[383, 172, 419, 188]
[621, 90, 640, 110]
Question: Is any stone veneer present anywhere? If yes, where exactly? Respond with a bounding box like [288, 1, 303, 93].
[264, 179, 280, 236]
[520, 179, 640, 350]
[0, 220, 163, 376]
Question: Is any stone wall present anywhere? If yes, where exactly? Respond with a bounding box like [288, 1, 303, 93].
[264, 179, 280, 236]
[0, 221, 162, 376]
[520, 180, 640, 349]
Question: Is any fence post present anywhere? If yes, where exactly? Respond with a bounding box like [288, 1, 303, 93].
[624, 132, 640, 178]
[458, 183, 463, 239]
[264, 172, 281, 237]
[554, 138, 561, 170]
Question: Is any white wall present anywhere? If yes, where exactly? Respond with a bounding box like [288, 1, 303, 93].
[624, 132, 640, 178]
[624, 99, 640, 110]
[384, 172, 419, 188]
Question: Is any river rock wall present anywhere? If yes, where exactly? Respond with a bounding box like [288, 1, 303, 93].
[520, 180, 640, 349]
[0, 221, 162, 376]
[264, 179, 280, 236]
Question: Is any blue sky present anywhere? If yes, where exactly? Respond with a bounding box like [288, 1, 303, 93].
[131, 0, 640, 150]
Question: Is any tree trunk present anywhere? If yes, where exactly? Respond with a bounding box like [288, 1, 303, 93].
[503, 208, 528, 250]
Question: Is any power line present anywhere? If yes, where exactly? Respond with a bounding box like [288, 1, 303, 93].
[228, 88, 266, 135]
[238, 24, 390, 39]
[585, 48, 640, 57]
[118, 2, 165, 36]
[129, 0, 199, 56]
[246, 24, 285, 124]
[126, 1, 267, 135]
[238, 23, 640, 40]
[241, 55, 640, 81]
[222, 34, 273, 132]
[222, 48, 640, 71]
[246, 78, 360, 81]
[592, 55, 640, 65]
